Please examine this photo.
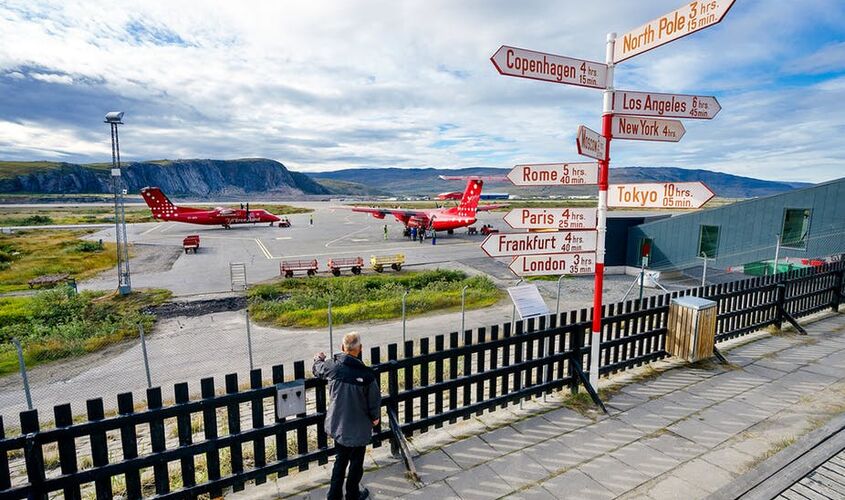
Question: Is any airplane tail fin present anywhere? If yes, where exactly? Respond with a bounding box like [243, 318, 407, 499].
[454, 179, 483, 217]
[141, 187, 177, 218]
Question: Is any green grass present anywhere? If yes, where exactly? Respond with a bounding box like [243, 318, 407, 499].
[248, 269, 503, 328]
[0, 230, 118, 293]
[0, 288, 171, 375]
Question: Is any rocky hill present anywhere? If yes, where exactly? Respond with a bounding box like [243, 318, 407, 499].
[0, 159, 330, 198]
[312, 166, 811, 199]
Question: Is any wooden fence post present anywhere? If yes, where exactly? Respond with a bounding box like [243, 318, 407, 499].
[775, 283, 786, 330]
[832, 269, 844, 312]
[20, 409, 46, 500]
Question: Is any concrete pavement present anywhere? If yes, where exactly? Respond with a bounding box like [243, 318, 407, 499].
[232, 312, 845, 499]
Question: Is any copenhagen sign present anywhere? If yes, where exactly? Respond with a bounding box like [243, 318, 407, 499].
[609, 182, 715, 209]
[503, 208, 597, 230]
[506, 162, 599, 186]
[510, 252, 596, 277]
[490, 45, 608, 89]
[481, 231, 598, 258]
[576, 125, 606, 160]
[612, 90, 721, 120]
[614, 0, 736, 63]
[612, 116, 686, 142]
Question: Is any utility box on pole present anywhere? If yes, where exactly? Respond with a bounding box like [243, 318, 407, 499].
[666, 296, 717, 362]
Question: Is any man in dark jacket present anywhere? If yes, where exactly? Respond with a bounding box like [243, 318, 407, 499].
[313, 332, 381, 500]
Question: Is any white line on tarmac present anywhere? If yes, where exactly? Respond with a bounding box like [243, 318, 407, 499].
[254, 238, 274, 259]
[325, 225, 371, 248]
[140, 224, 163, 236]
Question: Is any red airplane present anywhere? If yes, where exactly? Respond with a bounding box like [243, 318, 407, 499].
[140, 187, 281, 228]
[346, 177, 505, 233]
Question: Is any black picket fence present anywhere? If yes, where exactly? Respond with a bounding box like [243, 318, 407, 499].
[1, 262, 843, 499]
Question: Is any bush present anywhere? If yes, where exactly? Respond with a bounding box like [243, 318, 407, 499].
[72, 240, 103, 253]
[21, 215, 53, 225]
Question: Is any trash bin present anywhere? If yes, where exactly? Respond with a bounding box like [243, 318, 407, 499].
[666, 296, 717, 362]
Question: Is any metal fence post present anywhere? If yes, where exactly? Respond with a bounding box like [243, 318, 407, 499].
[832, 269, 844, 312]
[245, 307, 254, 371]
[12, 338, 33, 410]
[775, 283, 786, 330]
[701, 252, 708, 286]
[460, 285, 468, 335]
[772, 234, 781, 275]
[137, 325, 152, 389]
[402, 291, 408, 344]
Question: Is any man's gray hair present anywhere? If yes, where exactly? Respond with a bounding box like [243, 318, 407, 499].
[343, 332, 361, 352]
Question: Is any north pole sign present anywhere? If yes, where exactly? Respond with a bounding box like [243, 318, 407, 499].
[504, 208, 597, 230]
[481, 231, 597, 257]
[612, 116, 685, 142]
[490, 46, 608, 89]
[614, 0, 736, 63]
[612, 90, 721, 120]
[507, 162, 599, 186]
[576, 125, 607, 160]
[509, 252, 596, 277]
[609, 182, 715, 209]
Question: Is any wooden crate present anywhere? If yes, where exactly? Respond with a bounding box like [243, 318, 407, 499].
[666, 296, 717, 362]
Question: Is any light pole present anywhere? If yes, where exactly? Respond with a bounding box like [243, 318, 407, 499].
[106, 111, 131, 295]
[460, 285, 469, 334]
[556, 275, 565, 317]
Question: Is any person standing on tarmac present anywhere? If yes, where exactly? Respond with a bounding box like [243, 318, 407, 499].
[383, 224, 388, 240]
[410, 226, 417, 241]
[313, 332, 381, 500]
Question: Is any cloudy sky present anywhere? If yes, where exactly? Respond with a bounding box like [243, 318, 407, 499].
[0, 0, 843, 182]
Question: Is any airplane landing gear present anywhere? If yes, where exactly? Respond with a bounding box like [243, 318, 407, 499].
[447, 229, 454, 235]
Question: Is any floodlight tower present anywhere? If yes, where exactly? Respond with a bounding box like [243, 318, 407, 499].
[106, 111, 131, 295]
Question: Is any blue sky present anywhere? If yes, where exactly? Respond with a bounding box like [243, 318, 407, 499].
[0, 0, 843, 182]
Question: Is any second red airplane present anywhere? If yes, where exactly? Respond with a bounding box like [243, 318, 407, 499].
[140, 187, 281, 228]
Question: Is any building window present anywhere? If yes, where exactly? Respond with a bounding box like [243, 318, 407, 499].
[781, 208, 811, 249]
[698, 225, 719, 258]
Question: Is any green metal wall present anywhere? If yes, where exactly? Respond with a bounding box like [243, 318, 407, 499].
[626, 177, 845, 270]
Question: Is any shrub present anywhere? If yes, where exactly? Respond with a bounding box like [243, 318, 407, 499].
[21, 215, 53, 225]
[72, 240, 103, 253]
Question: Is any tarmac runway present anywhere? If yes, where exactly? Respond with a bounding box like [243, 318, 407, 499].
[81, 201, 512, 296]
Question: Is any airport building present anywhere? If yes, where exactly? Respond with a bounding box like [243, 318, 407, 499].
[623, 177, 845, 273]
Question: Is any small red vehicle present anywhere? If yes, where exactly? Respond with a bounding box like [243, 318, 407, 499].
[280, 259, 318, 278]
[278, 216, 291, 228]
[327, 257, 364, 276]
[480, 224, 499, 235]
[182, 235, 200, 253]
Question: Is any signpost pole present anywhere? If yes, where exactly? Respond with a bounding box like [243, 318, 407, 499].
[460, 285, 468, 335]
[701, 252, 709, 286]
[638, 258, 645, 302]
[402, 290, 408, 344]
[328, 298, 333, 355]
[773, 234, 781, 275]
[588, 32, 615, 389]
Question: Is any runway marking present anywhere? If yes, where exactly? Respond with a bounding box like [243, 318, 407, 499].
[140, 224, 163, 236]
[254, 238, 274, 259]
[325, 225, 370, 248]
[275, 236, 292, 240]
[350, 238, 369, 242]
[160, 223, 176, 234]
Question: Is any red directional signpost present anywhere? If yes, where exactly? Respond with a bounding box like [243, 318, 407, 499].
[609, 182, 715, 209]
[491, 0, 734, 389]
[510, 252, 596, 277]
[504, 208, 598, 230]
[612, 90, 721, 119]
[507, 162, 599, 186]
[611, 116, 685, 142]
[480, 231, 598, 258]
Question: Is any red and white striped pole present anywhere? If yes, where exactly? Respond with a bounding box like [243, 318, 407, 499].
[589, 32, 616, 389]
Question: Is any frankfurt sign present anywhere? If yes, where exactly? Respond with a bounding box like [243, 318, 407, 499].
[490, 45, 608, 89]
[481, 231, 598, 257]
[506, 162, 599, 186]
[612, 90, 721, 120]
[612, 116, 685, 142]
[608, 182, 715, 209]
[509, 252, 596, 277]
[614, 0, 736, 63]
[503, 208, 598, 230]
[576, 125, 607, 161]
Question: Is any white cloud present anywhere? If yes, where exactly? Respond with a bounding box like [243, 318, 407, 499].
[0, 0, 842, 183]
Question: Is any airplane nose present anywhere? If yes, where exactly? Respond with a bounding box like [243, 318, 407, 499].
[270, 214, 280, 221]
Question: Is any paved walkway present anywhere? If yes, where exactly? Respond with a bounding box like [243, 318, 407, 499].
[232, 312, 845, 499]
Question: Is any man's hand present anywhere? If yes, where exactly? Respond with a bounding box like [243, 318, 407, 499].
[372, 418, 380, 426]
[314, 352, 326, 362]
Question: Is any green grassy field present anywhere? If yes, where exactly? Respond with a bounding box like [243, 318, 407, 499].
[0, 230, 119, 293]
[248, 269, 503, 328]
[0, 288, 171, 375]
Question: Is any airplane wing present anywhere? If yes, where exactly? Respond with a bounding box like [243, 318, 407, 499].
[341, 206, 430, 224]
